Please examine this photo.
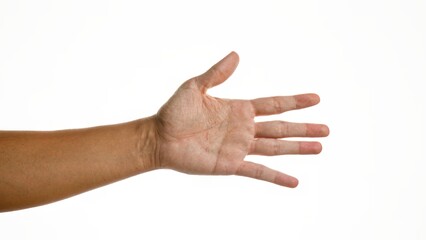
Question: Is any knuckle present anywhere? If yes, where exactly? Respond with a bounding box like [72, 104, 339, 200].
[272, 140, 281, 155]
[254, 166, 264, 179]
[278, 121, 289, 137]
[210, 66, 225, 81]
[272, 97, 283, 113]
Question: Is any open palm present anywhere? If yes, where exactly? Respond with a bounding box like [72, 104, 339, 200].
[154, 52, 329, 187]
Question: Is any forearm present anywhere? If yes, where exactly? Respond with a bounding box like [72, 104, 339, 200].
[0, 117, 157, 212]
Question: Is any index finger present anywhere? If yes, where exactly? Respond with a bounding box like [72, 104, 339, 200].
[250, 94, 320, 116]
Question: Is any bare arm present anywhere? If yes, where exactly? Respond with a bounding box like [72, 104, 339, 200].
[0, 118, 157, 212]
[0, 52, 329, 212]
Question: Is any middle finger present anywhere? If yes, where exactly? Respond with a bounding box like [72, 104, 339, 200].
[255, 121, 329, 138]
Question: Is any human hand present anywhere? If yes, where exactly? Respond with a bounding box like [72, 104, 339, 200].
[152, 52, 329, 188]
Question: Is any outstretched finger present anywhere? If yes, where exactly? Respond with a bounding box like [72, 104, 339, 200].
[249, 139, 322, 155]
[195, 52, 239, 93]
[255, 121, 330, 138]
[251, 94, 320, 116]
[236, 161, 299, 188]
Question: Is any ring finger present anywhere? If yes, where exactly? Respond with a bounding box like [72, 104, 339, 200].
[249, 139, 322, 156]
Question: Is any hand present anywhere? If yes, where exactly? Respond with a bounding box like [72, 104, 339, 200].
[153, 52, 329, 187]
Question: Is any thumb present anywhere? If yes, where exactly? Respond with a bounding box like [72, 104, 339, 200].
[196, 51, 239, 93]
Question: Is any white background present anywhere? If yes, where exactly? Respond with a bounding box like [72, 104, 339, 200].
[1, 0, 425, 239]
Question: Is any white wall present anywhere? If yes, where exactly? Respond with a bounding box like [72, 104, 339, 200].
[1, 0, 425, 239]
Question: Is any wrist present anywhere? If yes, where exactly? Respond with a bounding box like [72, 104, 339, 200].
[134, 116, 160, 173]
